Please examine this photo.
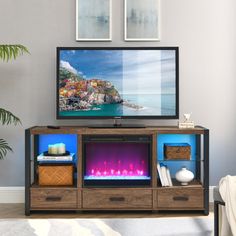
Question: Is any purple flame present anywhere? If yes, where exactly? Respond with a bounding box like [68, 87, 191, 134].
[85, 142, 150, 179]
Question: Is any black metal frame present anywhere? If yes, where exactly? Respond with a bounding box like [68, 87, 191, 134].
[195, 134, 201, 182]
[56, 47, 179, 120]
[25, 129, 31, 216]
[214, 200, 225, 236]
[82, 135, 152, 187]
[203, 129, 209, 215]
[25, 129, 39, 216]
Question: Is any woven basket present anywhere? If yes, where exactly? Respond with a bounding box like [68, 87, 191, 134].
[38, 164, 73, 186]
[164, 143, 191, 160]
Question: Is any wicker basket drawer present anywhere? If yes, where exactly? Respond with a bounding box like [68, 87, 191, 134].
[30, 188, 77, 209]
[157, 188, 204, 209]
[82, 189, 152, 209]
[164, 143, 191, 160]
[38, 164, 73, 186]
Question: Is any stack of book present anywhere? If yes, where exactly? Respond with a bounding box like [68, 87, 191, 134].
[178, 121, 195, 129]
[157, 163, 173, 187]
[37, 153, 75, 162]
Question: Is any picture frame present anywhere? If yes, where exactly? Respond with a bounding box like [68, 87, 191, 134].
[124, 0, 160, 41]
[76, 0, 112, 41]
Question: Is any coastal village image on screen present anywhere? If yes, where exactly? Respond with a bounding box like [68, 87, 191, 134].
[59, 50, 176, 117]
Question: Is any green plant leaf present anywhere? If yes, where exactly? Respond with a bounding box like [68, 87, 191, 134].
[0, 45, 29, 62]
[0, 108, 21, 126]
[0, 44, 28, 159]
[0, 139, 13, 159]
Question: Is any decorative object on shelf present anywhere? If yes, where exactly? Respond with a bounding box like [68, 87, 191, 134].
[184, 113, 191, 122]
[124, 0, 160, 41]
[0, 45, 29, 159]
[160, 164, 169, 186]
[157, 163, 173, 187]
[38, 164, 73, 186]
[166, 167, 173, 187]
[47, 143, 66, 155]
[37, 153, 74, 162]
[164, 143, 191, 160]
[175, 167, 194, 185]
[178, 113, 195, 129]
[76, 0, 112, 41]
[157, 163, 165, 186]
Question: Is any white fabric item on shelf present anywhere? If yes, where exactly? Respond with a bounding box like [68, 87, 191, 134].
[219, 175, 236, 236]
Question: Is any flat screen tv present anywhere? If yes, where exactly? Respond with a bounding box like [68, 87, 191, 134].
[57, 47, 179, 120]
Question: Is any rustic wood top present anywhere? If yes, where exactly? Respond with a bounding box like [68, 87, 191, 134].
[29, 126, 207, 135]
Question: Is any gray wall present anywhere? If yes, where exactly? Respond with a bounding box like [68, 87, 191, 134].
[0, 0, 236, 186]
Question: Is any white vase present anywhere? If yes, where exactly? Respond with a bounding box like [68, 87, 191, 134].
[175, 167, 194, 185]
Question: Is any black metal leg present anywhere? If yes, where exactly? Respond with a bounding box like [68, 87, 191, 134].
[204, 129, 209, 215]
[214, 201, 219, 236]
[204, 208, 209, 216]
[25, 129, 31, 216]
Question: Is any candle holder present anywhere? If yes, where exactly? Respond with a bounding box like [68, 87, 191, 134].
[46, 143, 68, 155]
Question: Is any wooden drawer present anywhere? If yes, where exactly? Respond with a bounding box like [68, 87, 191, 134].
[30, 188, 77, 209]
[157, 188, 204, 209]
[82, 189, 152, 209]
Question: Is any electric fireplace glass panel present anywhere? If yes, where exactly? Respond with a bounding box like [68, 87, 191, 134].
[84, 142, 150, 180]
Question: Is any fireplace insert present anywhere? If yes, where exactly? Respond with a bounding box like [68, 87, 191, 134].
[82, 135, 152, 187]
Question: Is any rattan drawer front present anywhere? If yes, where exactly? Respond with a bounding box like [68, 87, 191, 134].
[164, 144, 191, 160]
[157, 188, 204, 209]
[30, 188, 77, 209]
[82, 189, 152, 209]
[38, 165, 73, 186]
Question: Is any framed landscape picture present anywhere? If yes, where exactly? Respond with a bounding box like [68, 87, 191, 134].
[124, 0, 160, 41]
[76, 0, 112, 41]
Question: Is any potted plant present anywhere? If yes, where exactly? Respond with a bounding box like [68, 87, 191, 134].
[0, 45, 29, 159]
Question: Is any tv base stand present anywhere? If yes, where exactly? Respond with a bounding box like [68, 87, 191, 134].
[88, 124, 146, 128]
[25, 126, 209, 215]
[88, 119, 146, 128]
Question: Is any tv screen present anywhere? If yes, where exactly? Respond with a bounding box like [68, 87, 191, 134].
[57, 47, 179, 119]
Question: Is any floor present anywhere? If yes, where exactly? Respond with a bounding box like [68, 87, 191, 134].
[0, 203, 214, 219]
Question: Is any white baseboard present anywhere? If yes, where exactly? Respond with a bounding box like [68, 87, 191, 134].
[0, 186, 216, 204]
[0, 187, 24, 203]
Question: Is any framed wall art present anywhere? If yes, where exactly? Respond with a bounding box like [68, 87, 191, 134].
[76, 0, 112, 41]
[124, 0, 160, 41]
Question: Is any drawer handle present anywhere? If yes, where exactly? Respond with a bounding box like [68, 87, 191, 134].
[109, 197, 125, 202]
[173, 196, 189, 201]
[45, 196, 62, 201]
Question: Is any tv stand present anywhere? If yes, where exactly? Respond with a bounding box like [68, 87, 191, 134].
[25, 126, 209, 215]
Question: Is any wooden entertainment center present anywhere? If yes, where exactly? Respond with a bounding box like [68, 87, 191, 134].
[25, 126, 209, 215]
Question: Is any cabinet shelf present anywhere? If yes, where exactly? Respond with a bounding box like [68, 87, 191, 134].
[31, 182, 77, 188]
[157, 179, 203, 188]
[158, 159, 204, 162]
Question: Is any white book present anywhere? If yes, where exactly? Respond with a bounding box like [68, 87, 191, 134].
[37, 153, 74, 161]
[166, 167, 173, 187]
[160, 165, 169, 187]
[157, 163, 165, 186]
